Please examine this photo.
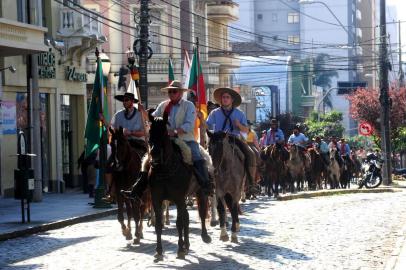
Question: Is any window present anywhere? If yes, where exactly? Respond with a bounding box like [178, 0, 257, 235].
[257, 14, 263, 20]
[287, 12, 299, 24]
[272, 13, 278, 22]
[287, 35, 300, 45]
[150, 10, 162, 54]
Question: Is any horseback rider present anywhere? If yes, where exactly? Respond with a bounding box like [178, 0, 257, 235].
[246, 120, 260, 151]
[265, 119, 285, 146]
[103, 92, 147, 203]
[259, 130, 267, 149]
[314, 136, 329, 164]
[126, 80, 212, 199]
[205, 87, 258, 195]
[328, 136, 343, 167]
[287, 124, 309, 166]
[338, 138, 351, 163]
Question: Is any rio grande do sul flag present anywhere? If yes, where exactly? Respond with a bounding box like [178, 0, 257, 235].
[188, 47, 207, 119]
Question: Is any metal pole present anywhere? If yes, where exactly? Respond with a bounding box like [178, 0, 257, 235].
[399, 20, 404, 88]
[316, 87, 337, 121]
[379, 0, 392, 185]
[138, 0, 149, 108]
[26, 0, 42, 202]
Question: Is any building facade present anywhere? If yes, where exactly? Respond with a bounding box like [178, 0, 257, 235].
[0, 0, 100, 198]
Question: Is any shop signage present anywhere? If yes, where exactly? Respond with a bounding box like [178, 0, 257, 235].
[1, 100, 17, 135]
[65, 66, 87, 82]
[38, 51, 56, 79]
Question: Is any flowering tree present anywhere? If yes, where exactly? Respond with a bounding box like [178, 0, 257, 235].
[347, 88, 406, 142]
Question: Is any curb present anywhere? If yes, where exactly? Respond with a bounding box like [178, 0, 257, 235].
[277, 187, 400, 201]
[0, 208, 117, 242]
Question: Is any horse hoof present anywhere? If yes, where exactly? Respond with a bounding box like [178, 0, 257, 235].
[202, 234, 212, 244]
[154, 253, 164, 262]
[220, 234, 229, 242]
[231, 235, 238, 243]
[177, 251, 186, 260]
[210, 220, 219, 227]
[133, 238, 140, 245]
[241, 198, 246, 203]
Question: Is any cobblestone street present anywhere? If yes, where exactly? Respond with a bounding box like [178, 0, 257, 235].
[1, 191, 406, 270]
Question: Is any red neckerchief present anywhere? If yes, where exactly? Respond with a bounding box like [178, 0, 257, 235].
[163, 100, 179, 119]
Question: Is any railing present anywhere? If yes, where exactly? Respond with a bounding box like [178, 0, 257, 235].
[59, 7, 101, 37]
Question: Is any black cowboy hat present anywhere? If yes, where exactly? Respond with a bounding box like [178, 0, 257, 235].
[270, 119, 278, 124]
[114, 92, 138, 103]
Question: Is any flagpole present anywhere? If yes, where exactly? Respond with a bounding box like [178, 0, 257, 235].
[196, 38, 207, 148]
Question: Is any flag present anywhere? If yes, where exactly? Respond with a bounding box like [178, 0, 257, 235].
[84, 56, 108, 158]
[182, 50, 191, 89]
[127, 78, 138, 100]
[188, 47, 207, 142]
[188, 47, 207, 119]
[168, 58, 175, 84]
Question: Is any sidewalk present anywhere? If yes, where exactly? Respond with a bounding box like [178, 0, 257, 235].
[0, 190, 117, 241]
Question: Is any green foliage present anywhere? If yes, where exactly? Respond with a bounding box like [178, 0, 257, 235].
[305, 111, 345, 139]
[393, 127, 406, 153]
[346, 135, 377, 150]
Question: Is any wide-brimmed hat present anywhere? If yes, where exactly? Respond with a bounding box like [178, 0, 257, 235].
[114, 92, 138, 103]
[213, 87, 242, 107]
[270, 119, 278, 125]
[161, 80, 188, 93]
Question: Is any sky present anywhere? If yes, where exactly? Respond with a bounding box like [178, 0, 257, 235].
[388, 0, 406, 47]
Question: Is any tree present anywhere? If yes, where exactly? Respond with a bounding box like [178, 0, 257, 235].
[305, 111, 345, 140]
[347, 88, 406, 141]
[312, 54, 338, 110]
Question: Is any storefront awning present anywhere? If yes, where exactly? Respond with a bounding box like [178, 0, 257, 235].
[0, 18, 48, 56]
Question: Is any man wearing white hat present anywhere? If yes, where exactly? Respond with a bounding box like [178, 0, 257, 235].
[205, 87, 257, 195]
[127, 80, 212, 199]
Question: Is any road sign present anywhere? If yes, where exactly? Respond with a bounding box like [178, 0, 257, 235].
[358, 122, 373, 136]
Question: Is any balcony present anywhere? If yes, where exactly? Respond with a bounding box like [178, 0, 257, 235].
[208, 51, 240, 69]
[59, 7, 101, 38]
[207, 1, 239, 22]
[0, 18, 48, 56]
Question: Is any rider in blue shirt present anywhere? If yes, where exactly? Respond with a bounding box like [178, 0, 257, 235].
[287, 124, 309, 165]
[265, 119, 285, 146]
[206, 87, 257, 195]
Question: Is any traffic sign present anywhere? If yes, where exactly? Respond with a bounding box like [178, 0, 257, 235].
[358, 122, 373, 136]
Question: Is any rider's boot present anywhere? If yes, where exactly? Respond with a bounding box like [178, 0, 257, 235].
[122, 171, 148, 201]
[193, 160, 213, 196]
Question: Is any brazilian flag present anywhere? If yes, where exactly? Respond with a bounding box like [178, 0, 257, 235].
[84, 56, 109, 158]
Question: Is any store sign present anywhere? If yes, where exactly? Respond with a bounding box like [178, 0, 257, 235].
[65, 66, 87, 82]
[1, 100, 17, 135]
[38, 51, 56, 79]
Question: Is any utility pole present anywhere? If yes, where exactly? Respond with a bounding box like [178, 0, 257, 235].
[399, 20, 404, 87]
[27, 0, 43, 201]
[138, 0, 150, 108]
[379, 0, 392, 185]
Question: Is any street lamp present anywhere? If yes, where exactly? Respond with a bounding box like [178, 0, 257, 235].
[94, 48, 111, 209]
[316, 87, 338, 121]
[298, 0, 350, 36]
[0, 66, 16, 73]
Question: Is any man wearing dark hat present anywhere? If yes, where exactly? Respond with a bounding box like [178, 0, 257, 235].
[127, 80, 212, 199]
[205, 87, 257, 195]
[265, 119, 285, 146]
[103, 92, 147, 203]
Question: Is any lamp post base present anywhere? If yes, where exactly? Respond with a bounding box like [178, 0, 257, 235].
[93, 187, 112, 209]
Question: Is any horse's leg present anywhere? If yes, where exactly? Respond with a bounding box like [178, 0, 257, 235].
[124, 199, 133, 240]
[153, 199, 164, 261]
[225, 194, 239, 243]
[116, 192, 130, 240]
[132, 200, 141, 244]
[197, 191, 211, 243]
[217, 197, 229, 241]
[209, 195, 219, 227]
[175, 200, 186, 259]
[182, 202, 190, 256]
[165, 200, 170, 226]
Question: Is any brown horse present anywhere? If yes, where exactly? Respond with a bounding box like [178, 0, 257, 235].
[261, 144, 289, 197]
[109, 127, 150, 244]
[207, 132, 245, 243]
[326, 147, 341, 189]
[286, 144, 306, 192]
[308, 148, 325, 190]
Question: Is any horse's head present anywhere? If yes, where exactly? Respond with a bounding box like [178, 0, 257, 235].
[109, 127, 130, 170]
[148, 113, 169, 165]
[329, 147, 338, 161]
[207, 131, 227, 165]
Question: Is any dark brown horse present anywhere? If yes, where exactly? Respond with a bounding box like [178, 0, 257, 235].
[109, 127, 150, 244]
[308, 148, 325, 190]
[261, 144, 289, 197]
[147, 112, 210, 261]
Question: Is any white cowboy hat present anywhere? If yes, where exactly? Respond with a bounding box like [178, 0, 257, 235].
[213, 87, 242, 107]
[161, 80, 188, 93]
